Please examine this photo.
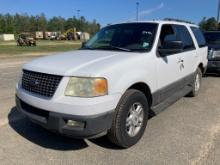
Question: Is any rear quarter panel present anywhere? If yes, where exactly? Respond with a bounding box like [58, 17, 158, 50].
[187, 25, 208, 72]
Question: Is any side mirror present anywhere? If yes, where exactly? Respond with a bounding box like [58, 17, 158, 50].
[158, 35, 183, 57]
[208, 49, 215, 59]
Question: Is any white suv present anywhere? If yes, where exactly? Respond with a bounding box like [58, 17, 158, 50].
[16, 20, 208, 148]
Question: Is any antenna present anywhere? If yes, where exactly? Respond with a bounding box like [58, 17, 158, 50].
[136, 2, 140, 21]
[217, 0, 220, 23]
[77, 9, 81, 19]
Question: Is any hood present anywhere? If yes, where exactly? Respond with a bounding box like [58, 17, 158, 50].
[207, 44, 220, 51]
[23, 50, 139, 76]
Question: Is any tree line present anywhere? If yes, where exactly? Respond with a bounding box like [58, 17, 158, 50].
[1, 13, 219, 35]
[199, 17, 220, 31]
[0, 13, 101, 35]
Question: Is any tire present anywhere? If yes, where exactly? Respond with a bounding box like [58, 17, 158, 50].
[187, 68, 202, 97]
[107, 89, 149, 148]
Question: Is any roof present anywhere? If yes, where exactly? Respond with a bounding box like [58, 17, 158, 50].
[108, 20, 198, 27]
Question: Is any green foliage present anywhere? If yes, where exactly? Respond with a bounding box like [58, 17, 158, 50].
[199, 17, 219, 31]
[47, 16, 65, 32]
[0, 13, 100, 35]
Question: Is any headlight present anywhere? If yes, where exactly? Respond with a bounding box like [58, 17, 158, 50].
[208, 49, 215, 59]
[65, 77, 108, 97]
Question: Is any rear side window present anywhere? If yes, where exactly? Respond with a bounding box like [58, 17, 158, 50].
[174, 25, 195, 50]
[190, 27, 206, 47]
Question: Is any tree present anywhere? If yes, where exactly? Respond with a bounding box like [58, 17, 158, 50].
[4, 14, 14, 33]
[199, 17, 207, 30]
[14, 13, 30, 33]
[0, 14, 5, 33]
[47, 16, 65, 32]
[199, 17, 218, 31]
[64, 18, 75, 30]
[29, 16, 37, 32]
[0, 13, 101, 35]
[206, 17, 218, 30]
[36, 13, 47, 31]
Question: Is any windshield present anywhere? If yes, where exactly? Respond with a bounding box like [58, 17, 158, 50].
[83, 23, 158, 52]
[204, 32, 220, 45]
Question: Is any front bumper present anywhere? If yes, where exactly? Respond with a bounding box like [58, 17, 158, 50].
[207, 60, 220, 73]
[16, 79, 121, 138]
[16, 96, 114, 138]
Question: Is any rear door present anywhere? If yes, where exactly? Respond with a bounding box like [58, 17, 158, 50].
[173, 25, 197, 85]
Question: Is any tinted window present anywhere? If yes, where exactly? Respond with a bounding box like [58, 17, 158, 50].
[158, 25, 180, 55]
[204, 32, 220, 45]
[191, 27, 206, 47]
[159, 25, 176, 45]
[174, 25, 195, 50]
[84, 23, 158, 52]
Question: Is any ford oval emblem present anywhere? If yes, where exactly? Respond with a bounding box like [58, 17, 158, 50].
[29, 79, 40, 87]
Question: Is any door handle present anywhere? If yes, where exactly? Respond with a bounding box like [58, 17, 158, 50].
[177, 59, 184, 63]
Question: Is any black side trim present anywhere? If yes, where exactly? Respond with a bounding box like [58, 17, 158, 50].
[151, 72, 194, 108]
[151, 85, 192, 115]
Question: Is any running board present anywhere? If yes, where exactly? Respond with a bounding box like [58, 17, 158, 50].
[151, 86, 192, 116]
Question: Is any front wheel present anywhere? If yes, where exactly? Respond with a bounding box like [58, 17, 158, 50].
[107, 89, 149, 148]
[188, 68, 202, 97]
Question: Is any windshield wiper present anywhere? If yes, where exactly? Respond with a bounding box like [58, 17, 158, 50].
[110, 45, 132, 52]
[82, 45, 132, 52]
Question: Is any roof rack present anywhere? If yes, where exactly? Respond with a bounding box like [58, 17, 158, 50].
[163, 18, 195, 25]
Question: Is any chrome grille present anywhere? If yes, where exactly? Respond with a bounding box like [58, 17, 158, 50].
[22, 70, 62, 98]
[214, 51, 220, 58]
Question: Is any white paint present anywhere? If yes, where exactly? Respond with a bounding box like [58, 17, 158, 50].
[0, 34, 15, 41]
[17, 20, 208, 117]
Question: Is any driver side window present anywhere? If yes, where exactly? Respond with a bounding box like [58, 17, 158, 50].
[158, 24, 180, 56]
[159, 25, 176, 46]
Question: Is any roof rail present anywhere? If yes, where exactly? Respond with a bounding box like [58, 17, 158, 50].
[163, 18, 195, 25]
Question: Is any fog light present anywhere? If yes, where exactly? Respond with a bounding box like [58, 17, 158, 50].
[67, 120, 85, 128]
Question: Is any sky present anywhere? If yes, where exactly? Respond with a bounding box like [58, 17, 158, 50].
[0, 0, 219, 26]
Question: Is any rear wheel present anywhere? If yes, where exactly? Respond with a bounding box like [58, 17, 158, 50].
[188, 68, 202, 97]
[107, 89, 149, 148]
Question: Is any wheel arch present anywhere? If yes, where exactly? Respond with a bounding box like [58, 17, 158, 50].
[198, 63, 205, 74]
[128, 82, 153, 107]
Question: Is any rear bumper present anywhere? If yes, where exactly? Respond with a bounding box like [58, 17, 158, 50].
[207, 60, 220, 73]
[16, 96, 114, 138]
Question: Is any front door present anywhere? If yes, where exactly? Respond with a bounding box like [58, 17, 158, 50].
[156, 24, 185, 102]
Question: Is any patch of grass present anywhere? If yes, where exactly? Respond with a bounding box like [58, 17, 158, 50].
[0, 40, 81, 56]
